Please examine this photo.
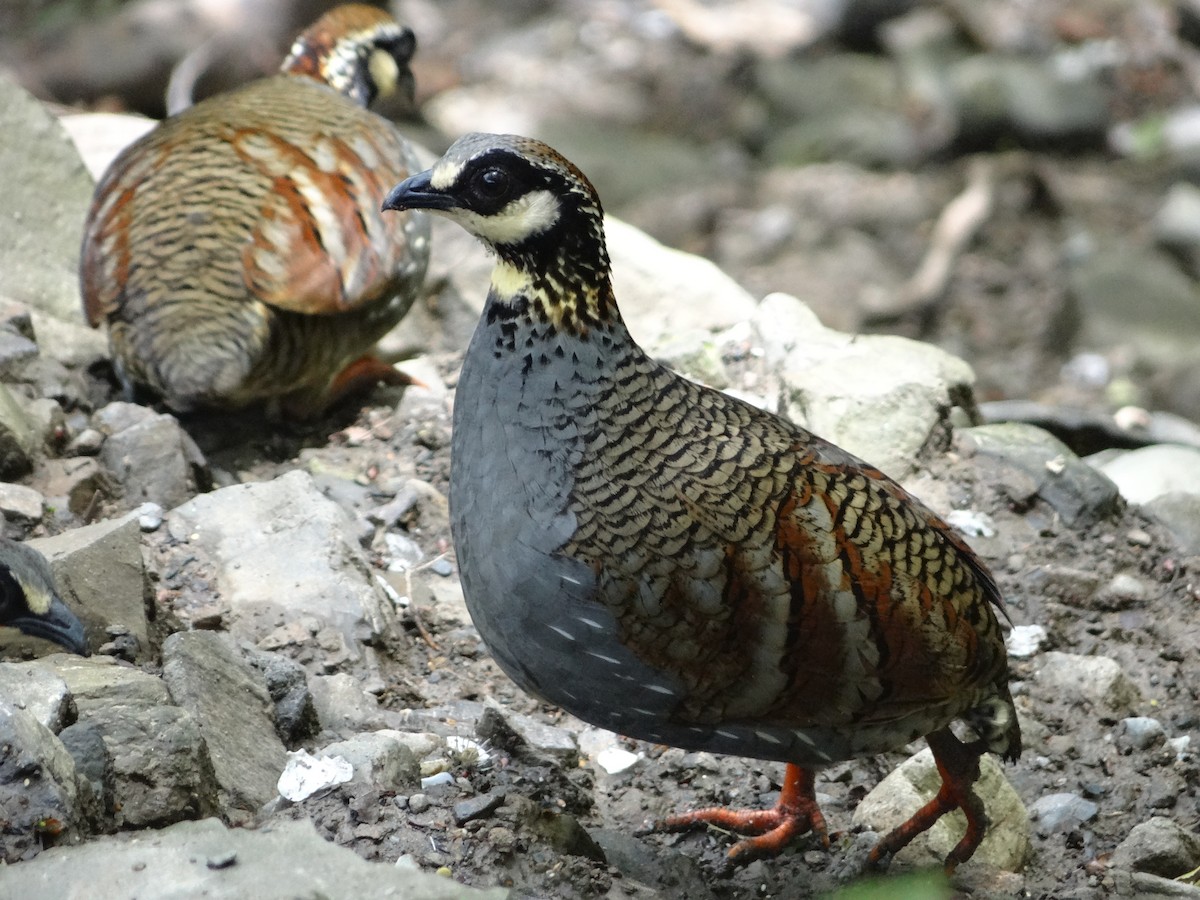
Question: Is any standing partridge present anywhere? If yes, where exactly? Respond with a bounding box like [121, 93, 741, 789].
[0, 539, 89, 656]
[80, 4, 430, 416]
[382, 134, 1021, 872]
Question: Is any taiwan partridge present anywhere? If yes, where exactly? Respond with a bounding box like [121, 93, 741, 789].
[80, 4, 430, 416]
[0, 539, 89, 656]
[382, 134, 1021, 872]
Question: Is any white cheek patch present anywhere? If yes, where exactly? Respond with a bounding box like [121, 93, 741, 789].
[20, 582, 54, 616]
[456, 190, 560, 245]
[430, 159, 465, 190]
[367, 49, 399, 96]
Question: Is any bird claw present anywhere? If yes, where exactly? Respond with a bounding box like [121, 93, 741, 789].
[642, 764, 831, 867]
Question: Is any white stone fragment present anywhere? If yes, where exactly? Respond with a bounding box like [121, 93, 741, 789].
[277, 749, 353, 802]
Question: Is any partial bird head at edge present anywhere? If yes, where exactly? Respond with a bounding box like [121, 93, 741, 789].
[282, 4, 417, 108]
[0, 540, 89, 657]
[382, 132, 619, 336]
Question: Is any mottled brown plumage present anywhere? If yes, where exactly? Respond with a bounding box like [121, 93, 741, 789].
[382, 133, 1020, 872]
[80, 4, 429, 415]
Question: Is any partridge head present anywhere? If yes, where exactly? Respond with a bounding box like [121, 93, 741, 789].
[81, 4, 430, 416]
[383, 134, 1021, 872]
[0, 539, 89, 657]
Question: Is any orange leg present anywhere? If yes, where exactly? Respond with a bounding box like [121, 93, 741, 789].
[868, 728, 988, 874]
[329, 354, 426, 401]
[649, 763, 830, 864]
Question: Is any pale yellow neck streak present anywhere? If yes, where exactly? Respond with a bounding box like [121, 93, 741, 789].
[488, 259, 610, 336]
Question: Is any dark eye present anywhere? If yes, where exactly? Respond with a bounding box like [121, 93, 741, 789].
[472, 168, 510, 201]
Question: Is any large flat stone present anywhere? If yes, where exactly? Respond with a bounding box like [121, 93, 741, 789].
[0, 816, 508, 899]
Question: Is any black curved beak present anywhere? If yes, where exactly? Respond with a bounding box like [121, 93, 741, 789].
[8, 594, 90, 656]
[382, 169, 457, 213]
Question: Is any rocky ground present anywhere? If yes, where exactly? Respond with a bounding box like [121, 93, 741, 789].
[3, 1, 1200, 899]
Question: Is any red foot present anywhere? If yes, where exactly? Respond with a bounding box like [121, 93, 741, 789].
[867, 728, 988, 874]
[650, 763, 830, 864]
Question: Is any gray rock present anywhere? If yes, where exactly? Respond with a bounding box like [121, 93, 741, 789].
[949, 53, 1109, 146]
[756, 292, 977, 478]
[1109, 871, 1200, 898]
[851, 747, 1030, 871]
[591, 827, 717, 900]
[97, 405, 206, 512]
[309, 672, 386, 735]
[27, 310, 108, 371]
[30, 514, 153, 659]
[0, 73, 95, 325]
[0, 481, 45, 532]
[162, 632, 288, 817]
[1034, 651, 1141, 715]
[58, 720, 114, 823]
[965, 423, 1121, 527]
[1028, 792, 1098, 835]
[1026, 563, 1103, 607]
[477, 703, 579, 765]
[0, 660, 75, 732]
[1068, 246, 1200, 374]
[1005, 624, 1048, 659]
[0, 330, 39, 380]
[32, 655, 218, 828]
[35, 653, 165, 708]
[1092, 445, 1200, 505]
[0, 816, 508, 899]
[32, 457, 114, 517]
[58, 111, 156, 181]
[1145, 492, 1200, 555]
[453, 790, 505, 826]
[0, 383, 39, 479]
[1155, 182, 1200, 276]
[244, 649, 319, 746]
[1119, 717, 1167, 751]
[1094, 572, 1152, 611]
[758, 54, 925, 168]
[0, 704, 87, 862]
[166, 470, 399, 650]
[86, 700, 217, 828]
[1112, 817, 1200, 878]
[321, 731, 421, 791]
[610, 217, 760, 355]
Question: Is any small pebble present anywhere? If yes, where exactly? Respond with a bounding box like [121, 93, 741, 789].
[453, 790, 504, 826]
[385, 532, 424, 571]
[205, 852, 237, 870]
[408, 792, 433, 812]
[1120, 716, 1166, 751]
[1006, 624, 1048, 659]
[1029, 793, 1098, 834]
[595, 746, 641, 774]
[419, 771, 453, 790]
[1126, 528, 1152, 547]
[429, 557, 454, 577]
[946, 509, 997, 538]
[66, 427, 105, 456]
[136, 502, 164, 532]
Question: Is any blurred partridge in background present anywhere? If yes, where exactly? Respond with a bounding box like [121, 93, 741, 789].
[80, 4, 430, 417]
[382, 133, 1022, 872]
